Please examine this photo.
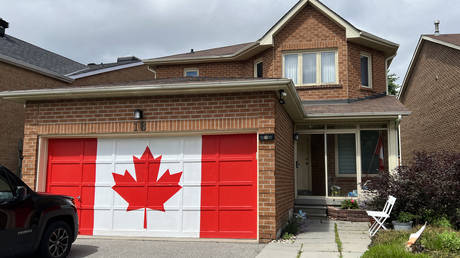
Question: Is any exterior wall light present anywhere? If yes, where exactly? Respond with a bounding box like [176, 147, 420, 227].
[293, 133, 299, 141]
[259, 134, 275, 141]
[279, 89, 287, 104]
[133, 109, 146, 131]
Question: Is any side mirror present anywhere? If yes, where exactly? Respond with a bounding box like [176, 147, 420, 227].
[15, 186, 27, 202]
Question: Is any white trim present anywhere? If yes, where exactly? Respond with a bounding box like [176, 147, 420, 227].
[254, 59, 263, 78]
[0, 53, 73, 83]
[399, 35, 460, 99]
[282, 49, 339, 86]
[68, 62, 144, 79]
[35, 137, 48, 192]
[184, 68, 199, 77]
[259, 0, 361, 45]
[360, 52, 372, 88]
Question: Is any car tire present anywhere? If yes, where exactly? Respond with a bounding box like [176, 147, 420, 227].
[38, 221, 73, 258]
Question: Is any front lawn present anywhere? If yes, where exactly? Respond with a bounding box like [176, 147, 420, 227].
[362, 226, 460, 258]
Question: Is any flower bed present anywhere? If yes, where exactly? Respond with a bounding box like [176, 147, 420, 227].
[328, 206, 369, 222]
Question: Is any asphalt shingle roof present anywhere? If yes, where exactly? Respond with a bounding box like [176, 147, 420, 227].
[0, 34, 86, 75]
[425, 34, 460, 48]
[69, 57, 142, 76]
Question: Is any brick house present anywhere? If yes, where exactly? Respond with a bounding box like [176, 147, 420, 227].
[0, 18, 85, 174]
[399, 34, 460, 163]
[0, 0, 409, 242]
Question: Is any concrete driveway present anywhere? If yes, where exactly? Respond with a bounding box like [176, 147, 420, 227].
[69, 237, 266, 258]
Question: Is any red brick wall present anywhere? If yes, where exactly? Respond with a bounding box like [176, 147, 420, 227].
[274, 102, 294, 235]
[0, 61, 68, 174]
[400, 41, 460, 163]
[347, 43, 387, 99]
[154, 61, 254, 79]
[23, 91, 281, 242]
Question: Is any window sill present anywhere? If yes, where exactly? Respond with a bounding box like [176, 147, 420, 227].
[360, 86, 374, 91]
[295, 84, 342, 90]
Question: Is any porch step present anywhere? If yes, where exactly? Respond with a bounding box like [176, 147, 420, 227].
[295, 205, 328, 218]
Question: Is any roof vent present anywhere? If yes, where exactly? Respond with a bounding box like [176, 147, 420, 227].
[117, 56, 140, 63]
[190, 49, 194, 54]
[87, 63, 97, 66]
[0, 18, 9, 38]
[434, 20, 440, 36]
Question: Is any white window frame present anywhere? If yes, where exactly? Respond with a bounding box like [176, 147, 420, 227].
[254, 59, 263, 78]
[360, 52, 372, 88]
[184, 68, 199, 77]
[282, 49, 339, 86]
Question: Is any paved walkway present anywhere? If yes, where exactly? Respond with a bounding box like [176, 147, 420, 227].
[257, 219, 370, 258]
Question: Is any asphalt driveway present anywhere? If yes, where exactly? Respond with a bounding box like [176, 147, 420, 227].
[69, 237, 266, 258]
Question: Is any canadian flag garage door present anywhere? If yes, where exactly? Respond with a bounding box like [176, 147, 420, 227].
[46, 134, 257, 239]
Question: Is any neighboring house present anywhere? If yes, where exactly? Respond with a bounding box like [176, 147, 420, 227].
[0, 0, 409, 242]
[0, 19, 85, 174]
[399, 33, 460, 163]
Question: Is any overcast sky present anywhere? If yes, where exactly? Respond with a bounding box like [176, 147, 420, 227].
[1, 0, 459, 83]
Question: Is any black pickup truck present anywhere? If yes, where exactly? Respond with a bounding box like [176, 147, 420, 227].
[0, 165, 78, 258]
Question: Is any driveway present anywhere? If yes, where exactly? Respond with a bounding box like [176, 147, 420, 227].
[69, 237, 266, 258]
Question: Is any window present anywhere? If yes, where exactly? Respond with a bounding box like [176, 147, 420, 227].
[0, 174, 13, 203]
[336, 134, 356, 175]
[361, 131, 384, 174]
[254, 61, 263, 78]
[283, 50, 338, 86]
[184, 68, 199, 77]
[360, 53, 372, 87]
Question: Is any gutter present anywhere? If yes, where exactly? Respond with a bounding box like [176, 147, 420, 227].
[0, 53, 73, 83]
[305, 111, 411, 119]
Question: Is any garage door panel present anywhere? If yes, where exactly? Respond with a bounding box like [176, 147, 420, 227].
[219, 161, 255, 182]
[219, 186, 256, 207]
[47, 134, 256, 239]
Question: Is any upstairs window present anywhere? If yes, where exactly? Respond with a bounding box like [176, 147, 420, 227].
[360, 53, 372, 87]
[184, 68, 199, 77]
[283, 50, 338, 86]
[254, 60, 263, 78]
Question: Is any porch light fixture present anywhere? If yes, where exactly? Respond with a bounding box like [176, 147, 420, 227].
[133, 109, 146, 132]
[134, 109, 143, 120]
[293, 133, 299, 141]
[259, 134, 275, 141]
[279, 89, 287, 104]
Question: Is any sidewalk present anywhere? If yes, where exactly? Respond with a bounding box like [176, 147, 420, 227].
[256, 219, 370, 258]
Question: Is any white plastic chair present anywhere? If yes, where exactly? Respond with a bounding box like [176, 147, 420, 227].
[366, 195, 396, 237]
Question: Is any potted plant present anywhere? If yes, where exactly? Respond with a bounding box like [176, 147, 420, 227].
[392, 212, 416, 230]
[341, 199, 359, 209]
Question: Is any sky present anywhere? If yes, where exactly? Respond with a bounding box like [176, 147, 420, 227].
[1, 0, 459, 83]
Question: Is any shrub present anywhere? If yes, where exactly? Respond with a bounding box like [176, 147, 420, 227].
[397, 212, 418, 223]
[282, 218, 299, 236]
[432, 217, 452, 228]
[362, 243, 431, 258]
[422, 230, 460, 253]
[367, 152, 460, 227]
[341, 199, 359, 209]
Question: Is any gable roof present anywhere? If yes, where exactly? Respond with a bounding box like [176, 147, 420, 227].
[0, 34, 85, 77]
[399, 34, 460, 99]
[68, 56, 143, 79]
[144, 0, 398, 65]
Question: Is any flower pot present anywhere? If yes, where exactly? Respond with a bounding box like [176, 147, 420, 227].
[392, 220, 413, 230]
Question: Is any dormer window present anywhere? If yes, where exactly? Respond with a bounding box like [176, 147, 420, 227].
[360, 53, 372, 88]
[184, 68, 199, 77]
[283, 50, 338, 86]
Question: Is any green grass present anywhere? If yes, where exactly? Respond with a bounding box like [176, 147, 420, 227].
[362, 226, 460, 258]
[334, 223, 343, 258]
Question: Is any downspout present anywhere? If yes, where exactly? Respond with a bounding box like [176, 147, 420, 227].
[396, 114, 402, 166]
[385, 54, 397, 95]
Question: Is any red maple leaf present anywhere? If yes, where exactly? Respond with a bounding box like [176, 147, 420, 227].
[112, 146, 183, 229]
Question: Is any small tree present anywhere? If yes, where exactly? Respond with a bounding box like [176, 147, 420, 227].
[367, 152, 460, 228]
[387, 72, 400, 95]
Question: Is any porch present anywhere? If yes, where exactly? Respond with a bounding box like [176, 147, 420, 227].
[293, 121, 399, 217]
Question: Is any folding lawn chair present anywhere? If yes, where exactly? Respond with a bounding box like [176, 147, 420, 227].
[366, 195, 396, 237]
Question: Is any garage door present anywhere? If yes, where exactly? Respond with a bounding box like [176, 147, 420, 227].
[46, 134, 257, 239]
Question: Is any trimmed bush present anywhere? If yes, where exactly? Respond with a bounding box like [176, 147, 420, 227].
[367, 152, 460, 228]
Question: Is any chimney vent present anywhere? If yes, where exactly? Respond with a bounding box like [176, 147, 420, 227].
[117, 56, 140, 63]
[434, 20, 440, 36]
[190, 49, 194, 54]
[0, 18, 9, 38]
